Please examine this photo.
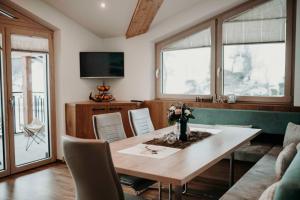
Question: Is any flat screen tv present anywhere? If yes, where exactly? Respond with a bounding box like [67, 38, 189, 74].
[80, 52, 124, 78]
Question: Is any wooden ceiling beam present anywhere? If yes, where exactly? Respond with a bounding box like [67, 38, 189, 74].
[126, 0, 164, 39]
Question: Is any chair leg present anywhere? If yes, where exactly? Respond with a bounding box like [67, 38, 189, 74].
[158, 182, 162, 200]
[182, 183, 187, 194]
[26, 136, 36, 151]
[169, 184, 173, 200]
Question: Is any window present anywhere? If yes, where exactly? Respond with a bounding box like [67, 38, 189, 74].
[156, 0, 294, 103]
[157, 22, 215, 98]
[222, 0, 288, 98]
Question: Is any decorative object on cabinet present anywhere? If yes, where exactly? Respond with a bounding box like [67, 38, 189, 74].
[227, 94, 237, 104]
[89, 82, 115, 102]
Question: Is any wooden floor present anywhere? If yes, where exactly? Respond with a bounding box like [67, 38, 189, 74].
[0, 160, 253, 200]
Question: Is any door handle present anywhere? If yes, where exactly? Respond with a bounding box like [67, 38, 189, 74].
[9, 96, 14, 109]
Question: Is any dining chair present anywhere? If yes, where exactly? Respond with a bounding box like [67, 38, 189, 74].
[93, 112, 126, 142]
[128, 108, 181, 197]
[92, 112, 156, 195]
[62, 136, 144, 200]
[128, 108, 154, 136]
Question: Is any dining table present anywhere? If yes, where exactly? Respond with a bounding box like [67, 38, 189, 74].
[110, 124, 262, 200]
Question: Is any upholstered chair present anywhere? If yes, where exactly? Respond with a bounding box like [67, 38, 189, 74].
[92, 112, 156, 194]
[93, 112, 127, 142]
[62, 136, 144, 200]
[128, 108, 155, 136]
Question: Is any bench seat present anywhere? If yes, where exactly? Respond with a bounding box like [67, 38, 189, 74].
[234, 143, 273, 162]
[220, 146, 282, 200]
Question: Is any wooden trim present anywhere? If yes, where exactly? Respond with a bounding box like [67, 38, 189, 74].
[4, 26, 15, 173]
[0, 25, 11, 178]
[48, 31, 57, 162]
[155, 20, 216, 99]
[0, 0, 53, 32]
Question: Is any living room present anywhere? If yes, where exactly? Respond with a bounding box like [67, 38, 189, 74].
[0, 0, 300, 199]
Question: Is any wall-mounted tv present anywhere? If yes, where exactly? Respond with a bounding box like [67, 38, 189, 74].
[80, 52, 124, 78]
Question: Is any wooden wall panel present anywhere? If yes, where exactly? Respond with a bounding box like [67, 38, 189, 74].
[126, 0, 164, 38]
[143, 100, 300, 130]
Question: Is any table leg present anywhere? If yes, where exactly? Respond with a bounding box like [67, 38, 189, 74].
[229, 152, 235, 187]
[169, 184, 172, 200]
[174, 185, 182, 200]
[158, 182, 162, 200]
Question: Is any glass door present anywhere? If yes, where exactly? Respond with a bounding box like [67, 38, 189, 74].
[6, 29, 55, 173]
[0, 31, 3, 171]
[0, 27, 10, 177]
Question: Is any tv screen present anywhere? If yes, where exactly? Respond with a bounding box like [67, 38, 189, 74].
[80, 52, 124, 78]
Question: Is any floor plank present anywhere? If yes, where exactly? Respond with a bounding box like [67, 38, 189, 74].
[0, 160, 253, 200]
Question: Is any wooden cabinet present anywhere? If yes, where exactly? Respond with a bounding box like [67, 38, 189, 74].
[65, 101, 139, 139]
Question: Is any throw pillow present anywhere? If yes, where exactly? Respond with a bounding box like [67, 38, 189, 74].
[283, 122, 300, 147]
[275, 143, 297, 180]
[258, 182, 280, 200]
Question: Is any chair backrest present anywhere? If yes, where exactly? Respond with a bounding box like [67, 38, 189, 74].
[62, 136, 124, 200]
[128, 108, 154, 136]
[92, 112, 127, 142]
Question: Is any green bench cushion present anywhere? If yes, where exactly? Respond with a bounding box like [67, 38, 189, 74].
[274, 151, 300, 200]
[190, 108, 300, 135]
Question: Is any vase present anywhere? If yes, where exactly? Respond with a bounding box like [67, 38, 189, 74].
[173, 122, 180, 139]
[179, 118, 188, 142]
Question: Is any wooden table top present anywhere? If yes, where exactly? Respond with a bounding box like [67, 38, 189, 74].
[110, 125, 262, 186]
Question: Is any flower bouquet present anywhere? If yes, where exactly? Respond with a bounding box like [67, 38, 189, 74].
[168, 103, 195, 141]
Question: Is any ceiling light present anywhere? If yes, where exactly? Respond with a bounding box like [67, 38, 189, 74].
[100, 2, 106, 8]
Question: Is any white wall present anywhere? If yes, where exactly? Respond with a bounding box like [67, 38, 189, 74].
[12, 0, 104, 159]
[294, 0, 300, 106]
[103, 0, 247, 101]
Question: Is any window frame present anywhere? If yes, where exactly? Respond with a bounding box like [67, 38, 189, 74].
[216, 0, 294, 103]
[155, 20, 216, 100]
[155, 0, 295, 104]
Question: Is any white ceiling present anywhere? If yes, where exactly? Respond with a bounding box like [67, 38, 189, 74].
[42, 0, 202, 38]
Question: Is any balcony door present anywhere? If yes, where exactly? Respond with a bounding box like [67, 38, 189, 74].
[0, 2, 56, 177]
[0, 27, 56, 176]
[7, 29, 55, 173]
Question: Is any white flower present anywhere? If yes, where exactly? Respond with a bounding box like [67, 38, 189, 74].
[185, 109, 191, 116]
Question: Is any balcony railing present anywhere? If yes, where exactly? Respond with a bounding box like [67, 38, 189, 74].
[12, 92, 46, 134]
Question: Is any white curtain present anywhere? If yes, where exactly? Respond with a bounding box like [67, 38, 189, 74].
[223, 0, 286, 44]
[162, 28, 211, 51]
[11, 34, 49, 52]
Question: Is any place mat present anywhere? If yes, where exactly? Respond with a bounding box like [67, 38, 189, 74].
[118, 144, 181, 159]
[144, 131, 212, 149]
